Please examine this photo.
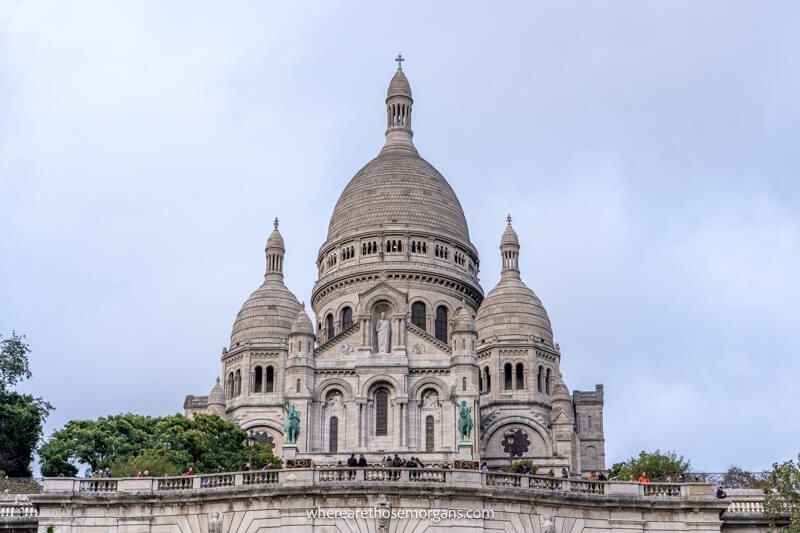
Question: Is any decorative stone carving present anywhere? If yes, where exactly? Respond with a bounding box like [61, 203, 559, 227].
[326, 391, 342, 409]
[375, 497, 391, 533]
[412, 342, 426, 354]
[422, 390, 439, 408]
[502, 428, 531, 458]
[208, 512, 223, 533]
[341, 343, 354, 355]
[541, 515, 555, 533]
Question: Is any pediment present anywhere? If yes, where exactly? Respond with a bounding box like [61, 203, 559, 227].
[406, 326, 451, 357]
[356, 281, 408, 315]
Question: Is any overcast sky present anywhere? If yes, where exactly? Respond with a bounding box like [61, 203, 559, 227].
[1, 2, 798, 473]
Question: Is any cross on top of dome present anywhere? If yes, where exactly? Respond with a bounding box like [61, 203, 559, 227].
[273, 217, 279, 230]
[507, 214, 512, 225]
[395, 53, 404, 71]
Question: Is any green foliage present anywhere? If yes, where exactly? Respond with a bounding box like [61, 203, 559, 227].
[109, 450, 181, 477]
[764, 454, 800, 533]
[38, 412, 273, 476]
[721, 465, 769, 489]
[608, 450, 690, 481]
[502, 460, 536, 473]
[0, 332, 32, 392]
[0, 331, 52, 476]
[249, 443, 282, 470]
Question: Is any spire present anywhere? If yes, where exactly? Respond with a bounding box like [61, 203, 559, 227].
[384, 54, 415, 150]
[500, 214, 521, 278]
[265, 216, 285, 278]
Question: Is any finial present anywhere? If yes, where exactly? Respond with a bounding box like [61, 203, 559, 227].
[216, 376, 221, 384]
[395, 53, 405, 71]
[273, 217, 279, 230]
[506, 214, 512, 225]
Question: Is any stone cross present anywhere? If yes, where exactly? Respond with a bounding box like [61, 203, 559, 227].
[395, 54, 404, 71]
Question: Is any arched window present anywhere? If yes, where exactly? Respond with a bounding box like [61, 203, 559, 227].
[462, 376, 467, 391]
[537, 366, 544, 393]
[265, 366, 274, 393]
[425, 415, 435, 452]
[234, 370, 242, 396]
[375, 389, 388, 436]
[545, 368, 552, 394]
[587, 415, 593, 430]
[504, 363, 512, 390]
[435, 306, 448, 343]
[484, 367, 491, 393]
[411, 302, 426, 330]
[515, 363, 524, 390]
[325, 314, 334, 340]
[341, 306, 353, 330]
[329, 416, 339, 453]
[296, 379, 301, 393]
[478, 371, 483, 392]
[254, 366, 263, 393]
[227, 372, 234, 399]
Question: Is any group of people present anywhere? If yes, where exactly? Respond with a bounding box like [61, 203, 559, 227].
[621, 472, 687, 483]
[340, 453, 433, 469]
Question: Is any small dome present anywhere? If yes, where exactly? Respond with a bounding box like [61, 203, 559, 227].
[453, 306, 476, 333]
[230, 278, 302, 346]
[208, 378, 225, 406]
[476, 277, 554, 344]
[387, 69, 412, 100]
[290, 308, 315, 336]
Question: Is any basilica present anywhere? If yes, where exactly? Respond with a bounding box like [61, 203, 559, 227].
[184, 59, 606, 473]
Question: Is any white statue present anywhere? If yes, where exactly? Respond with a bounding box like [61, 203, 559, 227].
[375, 312, 391, 353]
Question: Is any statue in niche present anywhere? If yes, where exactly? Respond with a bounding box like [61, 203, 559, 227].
[326, 391, 342, 409]
[422, 390, 439, 408]
[375, 312, 391, 354]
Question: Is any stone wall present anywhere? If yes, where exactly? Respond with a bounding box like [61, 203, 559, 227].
[30, 470, 738, 533]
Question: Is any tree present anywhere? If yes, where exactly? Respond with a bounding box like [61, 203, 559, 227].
[38, 412, 273, 476]
[608, 450, 690, 481]
[720, 465, 768, 489]
[764, 454, 800, 533]
[0, 332, 52, 477]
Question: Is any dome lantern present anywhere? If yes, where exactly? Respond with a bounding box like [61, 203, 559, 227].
[265, 217, 285, 279]
[384, 54, 415, 150]
[500, 214, 521, 279]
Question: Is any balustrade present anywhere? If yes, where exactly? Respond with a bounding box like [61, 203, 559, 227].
[570, 479, 606, 494]
[243, 471, 279, 485]
[157, 477, 193, 491]
[485, 473, 522, 487]
[78, 479, 118, 492]
[0, 503, 38, 518]
[643, 483, 682, 497]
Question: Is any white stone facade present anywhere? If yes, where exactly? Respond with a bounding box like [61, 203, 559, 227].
[184, 60, 606, 473]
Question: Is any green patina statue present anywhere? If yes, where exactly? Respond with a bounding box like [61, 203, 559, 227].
[282, 402, 301, 445]
[457, 400, 473, 441]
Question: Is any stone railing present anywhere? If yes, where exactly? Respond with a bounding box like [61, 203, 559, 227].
[39, 469, 719, 501]
[726, 499, 765, 514]
[0, 502, 38, 518]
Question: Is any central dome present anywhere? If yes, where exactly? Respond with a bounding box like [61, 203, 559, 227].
[326, 145, 471, 243]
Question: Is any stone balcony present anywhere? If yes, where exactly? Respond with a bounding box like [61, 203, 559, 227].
[38, 468, 716, 501]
